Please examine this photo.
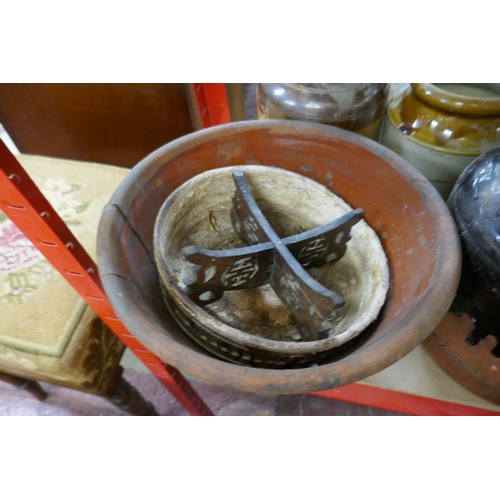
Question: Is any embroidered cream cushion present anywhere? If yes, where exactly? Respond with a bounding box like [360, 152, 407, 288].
[0, 155, 129, 393]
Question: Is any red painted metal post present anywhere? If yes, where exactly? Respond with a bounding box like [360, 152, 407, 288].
[191, 84, 232, 128]
[0, 140, 213, 416]
[312, 383, 500, 416]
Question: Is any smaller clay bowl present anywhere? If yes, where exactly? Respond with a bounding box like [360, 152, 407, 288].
[154, 165, 389, 368]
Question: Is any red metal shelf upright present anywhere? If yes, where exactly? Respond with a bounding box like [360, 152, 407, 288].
[0, 140, 213, 416]
[191, 84, 232, 128]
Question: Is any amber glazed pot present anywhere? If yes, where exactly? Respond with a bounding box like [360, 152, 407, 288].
[97, 120, 461, 394]
[380, 83, 500, 200]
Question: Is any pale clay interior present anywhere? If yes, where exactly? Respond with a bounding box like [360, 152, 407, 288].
[156, 165, 389, 349]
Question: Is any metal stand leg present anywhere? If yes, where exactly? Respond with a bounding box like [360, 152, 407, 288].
[0, 141, 213, 416]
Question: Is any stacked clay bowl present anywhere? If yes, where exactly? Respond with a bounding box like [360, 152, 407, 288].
[97, 120, 461, 394]
[153, 165, 390, 369]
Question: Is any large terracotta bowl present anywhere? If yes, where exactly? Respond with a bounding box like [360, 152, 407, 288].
[97, 120, 461, 394]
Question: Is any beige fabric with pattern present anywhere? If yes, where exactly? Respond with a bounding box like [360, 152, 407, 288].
[0, 155, 129, 393]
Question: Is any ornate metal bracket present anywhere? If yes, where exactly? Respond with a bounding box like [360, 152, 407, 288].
[183, 170, 364, 341]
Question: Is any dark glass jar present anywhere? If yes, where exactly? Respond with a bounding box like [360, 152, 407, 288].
[448, 146, 500, 348]
[257, 83, 389, 140]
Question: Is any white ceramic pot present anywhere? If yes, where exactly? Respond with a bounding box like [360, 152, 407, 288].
[380, 83, 500, 199]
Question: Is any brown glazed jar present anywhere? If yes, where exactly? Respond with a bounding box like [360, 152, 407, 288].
[257, 83, 389, 140]
[380, 83, 500, 199]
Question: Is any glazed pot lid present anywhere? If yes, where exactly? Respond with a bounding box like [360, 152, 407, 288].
[412, 83, 500, 116]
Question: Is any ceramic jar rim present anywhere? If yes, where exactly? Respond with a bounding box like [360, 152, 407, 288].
[411, 83, 500, 116]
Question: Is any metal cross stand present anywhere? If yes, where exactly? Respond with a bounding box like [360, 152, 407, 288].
[184, 169, 363, 341]
[0, 140, 213, 416]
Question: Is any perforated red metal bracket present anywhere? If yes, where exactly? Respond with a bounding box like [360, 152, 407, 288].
[0, 140, 213, 416]
[191, 84, 232, 128]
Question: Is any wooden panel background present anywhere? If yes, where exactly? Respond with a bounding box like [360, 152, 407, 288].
[0, 83, 194, 167]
